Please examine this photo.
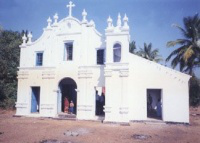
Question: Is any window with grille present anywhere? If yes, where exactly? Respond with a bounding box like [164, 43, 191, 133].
[36, 52, 43, 66]
[64, 42, 73, 61]
[97, 49, 104, 65]
[113, 43, 121, 62]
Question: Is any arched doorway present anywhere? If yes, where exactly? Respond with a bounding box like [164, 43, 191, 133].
[58, 78, 77, 114]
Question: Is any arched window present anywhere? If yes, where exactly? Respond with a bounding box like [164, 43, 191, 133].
[113, 43, 121, 62]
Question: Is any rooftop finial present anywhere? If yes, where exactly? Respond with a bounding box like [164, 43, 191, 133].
[47, 17, 52, 29]
[123, 13, 128, 21]
[22, 34, 27, 46]
[67, 1, 75, 17]
[123, 13, 129, 29]
[53, 13, 59, 26]
[27, 32, 32, 44]
[89, 20, 95, 27]
[82, 9, 87, 23]
[107, 16, 113, 28]
[117, 13, 121, 27]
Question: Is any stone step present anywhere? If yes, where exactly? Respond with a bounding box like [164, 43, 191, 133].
[57, 113, 76, 120]
[130, 119, 166, 125]
[53, 117, 76, 121]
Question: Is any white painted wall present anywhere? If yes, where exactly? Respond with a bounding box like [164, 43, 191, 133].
[20, 17, 103, 68]
[16, 15, 105, 119]
[16, 2, 190, 123]
[128, 54, 190, 123]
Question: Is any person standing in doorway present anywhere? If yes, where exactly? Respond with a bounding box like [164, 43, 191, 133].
[156, 99, 162, 118]
[96, 90, 100, 115]
[99, 93, 105, 115]
[64, 97, 69, 113]
[69, 100, 74, 114]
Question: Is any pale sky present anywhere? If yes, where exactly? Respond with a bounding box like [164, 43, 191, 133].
[0, 0, 199, 77]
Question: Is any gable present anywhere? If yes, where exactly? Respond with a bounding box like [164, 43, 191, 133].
[56, 17, 81, 36]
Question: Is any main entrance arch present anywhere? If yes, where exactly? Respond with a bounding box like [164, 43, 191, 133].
[58, 77, 77, 114]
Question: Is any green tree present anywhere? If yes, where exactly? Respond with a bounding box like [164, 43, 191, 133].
[129, 41, 137, 54]
[137, 43, 162, 63]
[0, 25, 2, 32]
[0, 30, 22, 108]
[166, 14, 200, 75]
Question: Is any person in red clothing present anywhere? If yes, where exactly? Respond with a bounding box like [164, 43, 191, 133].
[64, 97, 69, 113]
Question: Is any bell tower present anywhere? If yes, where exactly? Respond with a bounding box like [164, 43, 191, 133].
[104, 13, 130, 124]
[105, 13, 130, 63]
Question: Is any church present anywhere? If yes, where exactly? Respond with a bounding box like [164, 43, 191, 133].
[16, 1, 191, 123]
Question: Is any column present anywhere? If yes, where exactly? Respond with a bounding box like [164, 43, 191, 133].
[119, 69, 129, 123]
[77, 68, 94, 120]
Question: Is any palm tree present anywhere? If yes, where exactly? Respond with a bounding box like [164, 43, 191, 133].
[129, 41, 137, 54]
[166, 14, 200, 75]
[137, 43, 162, 63]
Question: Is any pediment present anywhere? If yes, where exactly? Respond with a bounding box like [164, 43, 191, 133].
[56, 17, 81, 35]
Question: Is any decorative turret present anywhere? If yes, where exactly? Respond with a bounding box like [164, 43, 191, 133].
[27, 32, 32, 44]
[122, 14, 129, 30]
[105, 13, 130, 63]
[47, 17, 52, 29]
[82, 9, 87, 24]
[53, 13, 59, 26]
[117, 13, 122, 27]
[22, 34, 27, 46]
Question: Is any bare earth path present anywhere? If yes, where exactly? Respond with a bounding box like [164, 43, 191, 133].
[0, 108, 200, 143]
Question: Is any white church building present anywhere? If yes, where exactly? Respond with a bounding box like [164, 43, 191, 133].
[16, 1, 191, 123]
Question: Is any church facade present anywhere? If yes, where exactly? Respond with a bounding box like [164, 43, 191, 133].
[16, 1, 191, 123]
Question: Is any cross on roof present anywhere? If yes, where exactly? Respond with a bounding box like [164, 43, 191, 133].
[67, 1, 75, 17]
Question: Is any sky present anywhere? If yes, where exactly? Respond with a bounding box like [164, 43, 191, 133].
[0, 0, 200, 77]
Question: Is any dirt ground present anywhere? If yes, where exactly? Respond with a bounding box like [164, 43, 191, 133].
[0, 108, 200, 143]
